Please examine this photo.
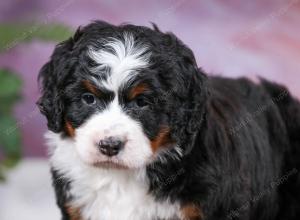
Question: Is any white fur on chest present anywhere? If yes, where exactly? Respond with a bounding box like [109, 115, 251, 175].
[46, 132, 181, 220]
[69, 169, 180, 220]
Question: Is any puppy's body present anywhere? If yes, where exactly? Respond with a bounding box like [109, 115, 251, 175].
[38, 21, 300, 220]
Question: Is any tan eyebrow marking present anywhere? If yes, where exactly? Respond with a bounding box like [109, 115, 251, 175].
[128, 83, 149, 100]
[82, 80, 102, 96]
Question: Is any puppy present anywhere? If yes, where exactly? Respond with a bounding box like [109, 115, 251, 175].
[37, 21, 300, 220]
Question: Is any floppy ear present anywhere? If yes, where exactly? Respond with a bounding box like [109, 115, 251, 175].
[37, 27, 83, 132]
[37, 61, 64, 132]
[180, 66, 207, 155]
[162, 32, 207, 155]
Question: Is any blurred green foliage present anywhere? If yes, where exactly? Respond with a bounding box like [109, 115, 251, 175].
[0, 22, 73, 180]
[0, 23, 73, 51]
[0, 69, 22, 180]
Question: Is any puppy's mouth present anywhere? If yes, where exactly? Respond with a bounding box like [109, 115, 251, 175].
[92, 161, 129, 169]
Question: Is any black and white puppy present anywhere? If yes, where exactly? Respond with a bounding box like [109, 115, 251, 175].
[37, 21, 300, 220]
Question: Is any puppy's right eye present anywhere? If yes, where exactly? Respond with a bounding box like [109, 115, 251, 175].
[135, 96, 148, 108]
[82, 93, 96, 105]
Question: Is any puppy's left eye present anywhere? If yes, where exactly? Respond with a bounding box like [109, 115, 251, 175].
[135, 96, 149, 108]
[82, 93, 96, 105]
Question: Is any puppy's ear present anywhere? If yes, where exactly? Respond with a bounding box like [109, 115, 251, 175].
[37, 27, 83, 132]
[163, 33, 207, 154]
[37, 61, 64, 132]
[181, 66, 207, 155]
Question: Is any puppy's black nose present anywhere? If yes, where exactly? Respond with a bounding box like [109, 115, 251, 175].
[98, 136, 124, 157]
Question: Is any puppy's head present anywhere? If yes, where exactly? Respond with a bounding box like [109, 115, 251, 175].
[38, 21, 206, 169]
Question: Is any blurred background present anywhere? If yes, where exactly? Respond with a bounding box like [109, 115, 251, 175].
[0, 0, 299, 219]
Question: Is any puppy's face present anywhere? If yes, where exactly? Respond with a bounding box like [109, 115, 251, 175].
[38, 21, 205, 169]
[64, 35, 170, 168]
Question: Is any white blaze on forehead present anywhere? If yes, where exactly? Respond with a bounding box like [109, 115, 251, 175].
[88, 33, 150, 91]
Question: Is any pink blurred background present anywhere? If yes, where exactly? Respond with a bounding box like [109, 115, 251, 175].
[0, 0, 300, 157]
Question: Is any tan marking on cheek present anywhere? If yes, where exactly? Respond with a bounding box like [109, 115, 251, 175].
[82, 80, 101, 96]
[65, 121, 75, 137]
[150, 127, 172, 152]
[181, 204, 204, 220]
[65, 205, 82, 220]
[129, 83, 149, 100]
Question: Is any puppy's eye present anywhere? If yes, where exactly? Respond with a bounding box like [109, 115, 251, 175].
[135, 96, 148, 108]
[82, 93, 96, 105]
